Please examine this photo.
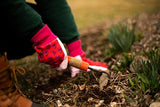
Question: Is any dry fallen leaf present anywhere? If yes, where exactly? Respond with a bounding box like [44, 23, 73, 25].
[99, 73, 110, 90]
[78, 82, 86, 90]
[150, 102, 160, 107]
[110, 102, 117, 107]
[95, 100, 104, 107]
[56, 100, 63, 107]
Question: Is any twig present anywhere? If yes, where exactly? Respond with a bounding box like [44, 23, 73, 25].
[91, 71, 99, 83]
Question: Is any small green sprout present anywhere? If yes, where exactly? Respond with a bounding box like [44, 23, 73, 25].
[130, 49, 160, 94]
[108, 24, 135, 52]
[113, 53, 134, 71]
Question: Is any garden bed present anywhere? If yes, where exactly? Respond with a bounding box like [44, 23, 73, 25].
[12, 12, 160, 107]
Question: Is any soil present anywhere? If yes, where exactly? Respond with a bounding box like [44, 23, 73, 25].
[12, 12, 160, 107]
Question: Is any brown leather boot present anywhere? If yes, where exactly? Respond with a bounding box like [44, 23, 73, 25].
[0, 53, 45, 107]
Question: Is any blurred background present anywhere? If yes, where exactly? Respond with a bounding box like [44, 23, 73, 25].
[26, 0, 160, 31]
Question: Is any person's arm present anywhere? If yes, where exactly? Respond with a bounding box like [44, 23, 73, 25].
[35, 0, 80, 44]
[1, 0, 44, 40]
[0, 0, 68, 70]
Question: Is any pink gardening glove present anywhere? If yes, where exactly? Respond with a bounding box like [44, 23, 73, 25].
[31, 25, 68, 70]
[67, 40, 108, 77]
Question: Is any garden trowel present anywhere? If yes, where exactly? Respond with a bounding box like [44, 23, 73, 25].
[68, 56, 110, 90]
[68, 56, 110, 75]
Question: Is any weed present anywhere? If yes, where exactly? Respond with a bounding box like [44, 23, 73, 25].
[108, 24, 135, 52]
[113, 53, 134, 71]
[122, 92, 138, 102]
[136, 32, 144, 41]
[104, 46, 116, 58]
[129, 49, 160, 94]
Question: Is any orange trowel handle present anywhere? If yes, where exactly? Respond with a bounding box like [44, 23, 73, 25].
[68, 56, 89, 71]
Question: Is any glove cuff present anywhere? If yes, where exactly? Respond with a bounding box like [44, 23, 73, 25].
[67, 40, 85, 57]
[31, 24, 57, 46]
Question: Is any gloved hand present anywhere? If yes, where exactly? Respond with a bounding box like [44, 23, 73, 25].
[31, 25, 68, 70]
[67, 40, 108, 77]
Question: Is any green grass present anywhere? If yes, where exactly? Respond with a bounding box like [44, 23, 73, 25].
[113, 53, 135, 71]
[129, 49, 160, 94]
[108, 24, 135, 52]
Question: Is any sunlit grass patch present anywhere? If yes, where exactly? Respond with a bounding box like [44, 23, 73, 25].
[26, 0, 160, 30]
[67, 0, 160, 30]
